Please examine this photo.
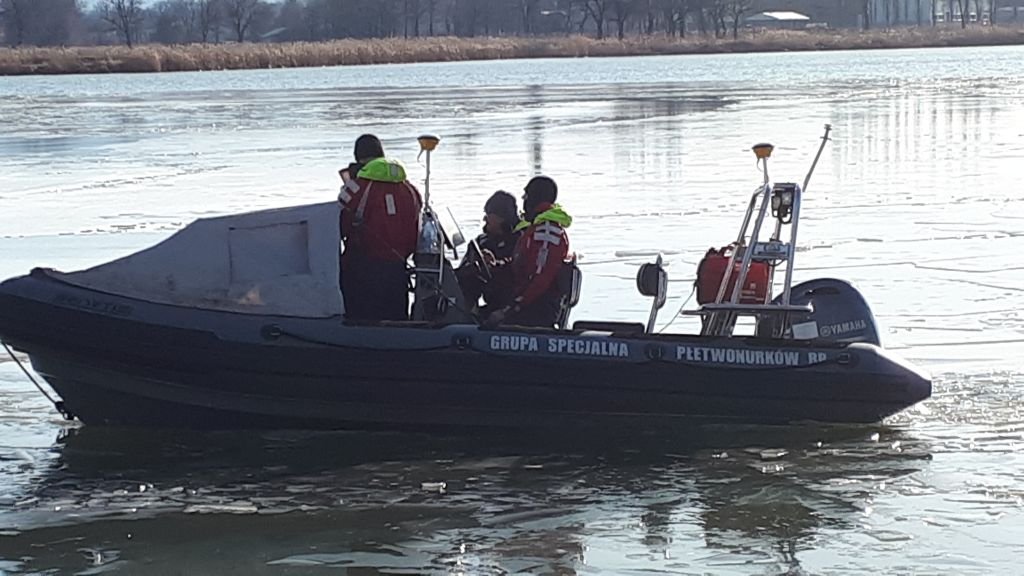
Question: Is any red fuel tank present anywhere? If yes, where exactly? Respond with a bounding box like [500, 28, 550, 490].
[696, 245, 771, 305]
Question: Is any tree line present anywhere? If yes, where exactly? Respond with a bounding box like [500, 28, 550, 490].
[0, 0, 1010, 48]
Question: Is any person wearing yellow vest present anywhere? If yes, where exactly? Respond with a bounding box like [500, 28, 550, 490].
[487, 176, 573, 328]
[338, 134, 423, 322]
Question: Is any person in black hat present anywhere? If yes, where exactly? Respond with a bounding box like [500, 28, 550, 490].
[337, 134, 423, 322]
[456, 190, 524, 316]
[486, 175, 573, 328]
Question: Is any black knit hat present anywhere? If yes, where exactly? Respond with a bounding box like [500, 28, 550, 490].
[524, 175, 558, 204]
[484, 190, 519, 226]
[353, 134, 384, 162]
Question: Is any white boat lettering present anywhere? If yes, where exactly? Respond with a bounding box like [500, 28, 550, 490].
[489, 335, 539, 352]
[675, 345, 803, 366]
[819, 319, 867, 337]
[548, 338, 630, 358]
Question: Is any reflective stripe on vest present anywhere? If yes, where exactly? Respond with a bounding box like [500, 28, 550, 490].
[354, 181, 374, 224]
[536, 242, 549, 274]
[339, 174, 360, 205]
[533, 222, 562, 245]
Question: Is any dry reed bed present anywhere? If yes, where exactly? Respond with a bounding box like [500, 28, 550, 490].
[1, 28, 1022, 76]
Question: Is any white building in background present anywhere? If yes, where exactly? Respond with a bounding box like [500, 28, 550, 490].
[933, 0, 994, 23]
[866, 0, 996, 26]
[745, 11, 812, 29]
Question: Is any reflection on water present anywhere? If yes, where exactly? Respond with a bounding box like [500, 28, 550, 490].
[2, 366, 1020, 574]
[2, 47, 1024, 573]
[0, 421, 929, 575]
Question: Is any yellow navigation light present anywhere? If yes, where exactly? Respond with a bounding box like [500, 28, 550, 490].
[752, 143, 774, 159]
[418, 134, 440, 152]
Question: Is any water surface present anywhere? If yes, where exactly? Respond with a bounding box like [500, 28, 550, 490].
[1, 46, 1023, 574]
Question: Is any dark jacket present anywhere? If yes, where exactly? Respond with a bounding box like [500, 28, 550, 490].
[457, 227, 522, 311]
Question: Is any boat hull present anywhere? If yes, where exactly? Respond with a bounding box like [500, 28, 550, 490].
[0, 272, 932, 430]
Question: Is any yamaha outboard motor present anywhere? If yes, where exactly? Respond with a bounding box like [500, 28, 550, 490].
[757, 278, 882, 345]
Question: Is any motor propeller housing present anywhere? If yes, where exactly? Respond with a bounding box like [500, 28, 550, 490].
[759, 278, 882, 346]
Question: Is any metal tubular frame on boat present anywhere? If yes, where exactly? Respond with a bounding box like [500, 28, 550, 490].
[412, 135, 446, 310]
[688, 124, 832, 338]
[783, 124, 831, 306]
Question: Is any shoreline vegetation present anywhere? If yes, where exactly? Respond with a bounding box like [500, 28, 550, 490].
[1, 27, 1023, 76]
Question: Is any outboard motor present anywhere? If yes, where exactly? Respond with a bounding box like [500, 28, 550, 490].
[757, 278, 882, 345]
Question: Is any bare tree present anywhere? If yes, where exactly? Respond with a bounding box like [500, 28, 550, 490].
[658, 0, 677, 36]
[641, 0, 655, 34]
[520, 0, 540, 33]
[102, 0, 144, 47]
[726, 0, 749, 39]
[196, 0, 221, 43]
[693, 0, 709, 35]
[1, 0, 77, 45]
[153, 0, 200, 43]
[702, 0, 727, 37]
[609, 0, 635, 39]
[225, 0, 257, 42]
[180, 0, 200, 40]
[662, 0, 693, 37]
[425, 0, 439, 35]
[402, 0, 432, 37]
[585, 0, 608, 38]
[0, 0, 29, 45]
[956, 0, 968, 27]
[275, 0, 309, 40]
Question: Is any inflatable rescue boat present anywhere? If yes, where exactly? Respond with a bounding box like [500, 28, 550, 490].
[0, 127, 931, 430]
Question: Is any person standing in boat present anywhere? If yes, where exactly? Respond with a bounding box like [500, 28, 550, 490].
[486, 176, 572, 328]
[337, 134, 423, 322]
[456, 190, 524, 316]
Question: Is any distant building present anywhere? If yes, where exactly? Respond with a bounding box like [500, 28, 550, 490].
[932, 0, 990, 24]
[745, 11, 812, 29]
[866, 0, 1000, 27]
[749, 0, 1015, 29]
[993, 2, 1024, 23]
[749, 1, 862, 29]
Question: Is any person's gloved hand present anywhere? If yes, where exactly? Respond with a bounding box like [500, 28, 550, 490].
[484, 307, 508, 328]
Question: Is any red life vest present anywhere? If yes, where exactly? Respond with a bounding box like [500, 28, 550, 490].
[511, 203, 572, 308]
[339, 158, 423, 262]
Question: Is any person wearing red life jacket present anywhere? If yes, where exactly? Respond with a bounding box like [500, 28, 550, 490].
[486, 176, 572, 328]
[337, 134, 423, 322]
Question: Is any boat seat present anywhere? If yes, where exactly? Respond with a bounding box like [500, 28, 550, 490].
[571, 321, 646, 336]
